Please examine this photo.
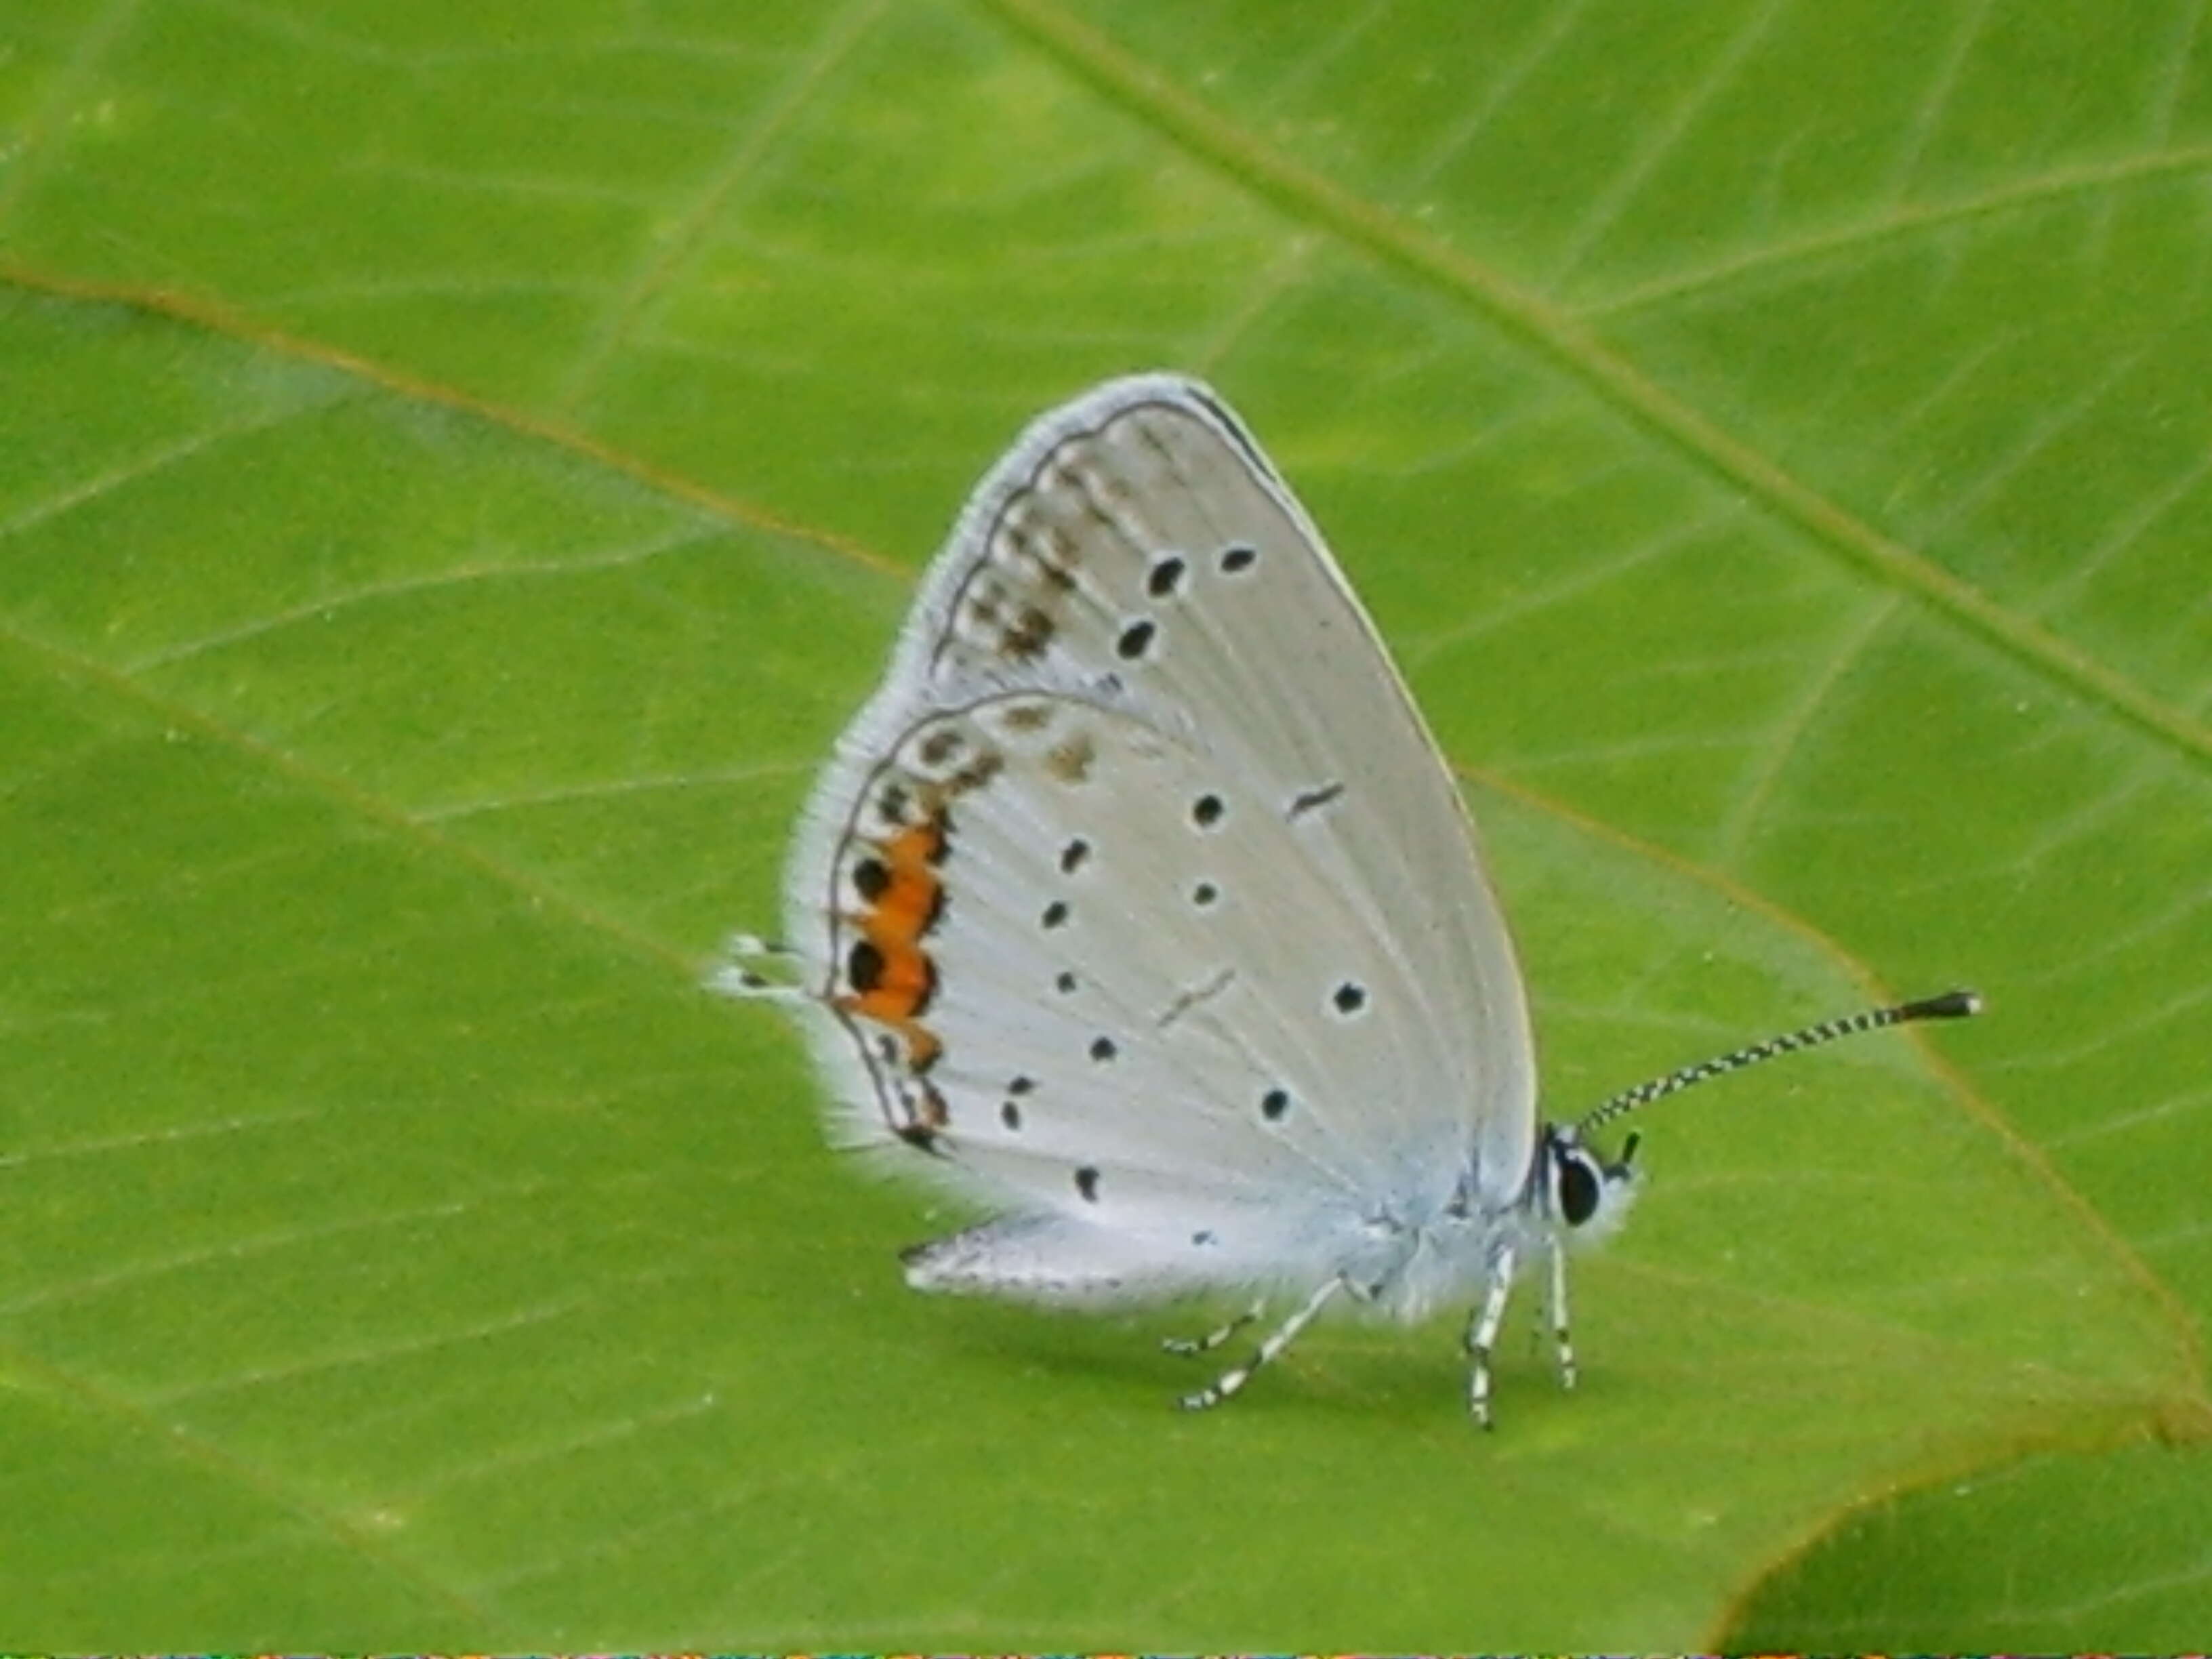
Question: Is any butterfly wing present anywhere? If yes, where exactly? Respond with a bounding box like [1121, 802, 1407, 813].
[769, 377, 1536, 1298]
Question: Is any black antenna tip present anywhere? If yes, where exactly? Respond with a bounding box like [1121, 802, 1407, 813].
[1900, 989, 1982, 1021]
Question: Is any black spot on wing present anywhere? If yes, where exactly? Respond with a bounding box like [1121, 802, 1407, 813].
[847, 940, 885, 993]
[1288, 781, 1345, 819]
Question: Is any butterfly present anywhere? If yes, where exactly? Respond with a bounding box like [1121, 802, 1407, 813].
[717, 375, 1978, 1422]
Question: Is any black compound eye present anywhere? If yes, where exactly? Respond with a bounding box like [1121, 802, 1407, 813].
[1557, 1152, 1601, 1227]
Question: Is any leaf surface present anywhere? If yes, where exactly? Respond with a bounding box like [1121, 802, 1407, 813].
[1, 1, 2206, 1648]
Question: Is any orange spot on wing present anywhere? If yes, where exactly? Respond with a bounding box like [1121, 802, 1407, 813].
[872, 820, 945, 930]
[838, 813, 948, 1071]
[901, 1022, 943, 1072]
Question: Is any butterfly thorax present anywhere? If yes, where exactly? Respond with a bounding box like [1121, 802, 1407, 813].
[1351, 1123, 1637, 1322]
[1349, 1207, 1534, 1325]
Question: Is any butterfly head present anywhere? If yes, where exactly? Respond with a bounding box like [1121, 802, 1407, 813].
[1539, 1124, 1641, 1244]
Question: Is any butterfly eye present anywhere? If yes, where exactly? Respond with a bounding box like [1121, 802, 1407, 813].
[1557, 1148, 1602, 1227]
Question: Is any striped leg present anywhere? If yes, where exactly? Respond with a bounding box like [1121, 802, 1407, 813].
[1463, 1244, 1519, 1430]
[1163, 1300, 1263, 1357]
[1549, 1237, 1577, 1391]
[1178, 1279, 1341, 1410]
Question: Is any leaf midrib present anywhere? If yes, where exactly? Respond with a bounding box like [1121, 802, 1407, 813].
[977, 0, 2212, 769]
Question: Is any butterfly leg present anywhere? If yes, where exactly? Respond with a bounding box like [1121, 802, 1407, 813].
[1177, 1279, 1341, 1410]
[1548, 1235, 1577, 1391]
[1162, 1300, 1264, 1357]
[1463, 1244, 1519, 1430]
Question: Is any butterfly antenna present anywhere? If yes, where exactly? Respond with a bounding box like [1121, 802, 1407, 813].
[1573, 989, 1981, 1141]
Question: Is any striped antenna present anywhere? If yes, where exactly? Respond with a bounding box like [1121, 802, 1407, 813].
[1573, 989, 1982, 1140]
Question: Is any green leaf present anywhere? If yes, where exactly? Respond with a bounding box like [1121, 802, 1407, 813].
[1732, 1439, 2212, 1651]
[2, 0, 2205, 1650]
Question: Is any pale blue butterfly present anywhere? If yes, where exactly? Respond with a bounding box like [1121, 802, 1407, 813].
[718, 375, 1978, 1422]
